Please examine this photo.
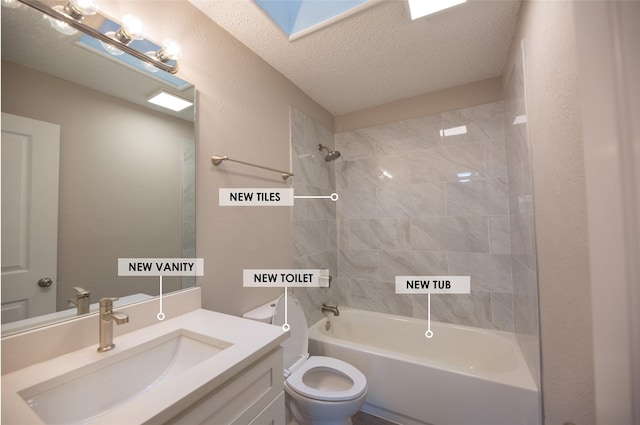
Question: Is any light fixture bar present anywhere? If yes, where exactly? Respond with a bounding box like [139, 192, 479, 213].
[17, 0, 179, 74]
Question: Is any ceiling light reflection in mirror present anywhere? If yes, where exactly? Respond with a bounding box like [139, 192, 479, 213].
[148, 91, 193, 112]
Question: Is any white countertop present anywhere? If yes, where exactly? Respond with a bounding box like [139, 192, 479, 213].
[1, 309, 288, 424]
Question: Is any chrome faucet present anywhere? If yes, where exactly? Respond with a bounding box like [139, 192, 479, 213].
[68, 286, 90, 316]
[321, 304, 340, 316]
[97, 297, 129, 352]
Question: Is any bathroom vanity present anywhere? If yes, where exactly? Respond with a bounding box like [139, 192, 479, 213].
[1, 289, 288, 424]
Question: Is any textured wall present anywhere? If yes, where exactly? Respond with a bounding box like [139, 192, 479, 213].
[97, 1, 334, 317]
[335, 77, 503, 133]
[504, 0, 596, 423]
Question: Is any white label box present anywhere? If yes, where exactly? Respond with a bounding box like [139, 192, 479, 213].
[243, 269, 330, 287]
[395, 276, 470, 294]
[219, 188, 294, 206]
[118, 258, 204, 276]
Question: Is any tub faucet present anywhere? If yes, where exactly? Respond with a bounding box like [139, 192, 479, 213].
[97, 297, 129, 352]
[321, 304, 340, 316]
[68, 286, 90, 316]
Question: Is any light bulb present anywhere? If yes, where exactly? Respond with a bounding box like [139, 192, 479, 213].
[114, 14, 146, 44]
[157, 39, 182, 62]
[69, 0, 98, 16]
[1, 0, 22, 9]
[122, 15, 145, 39]
[46, 5, 78, 35]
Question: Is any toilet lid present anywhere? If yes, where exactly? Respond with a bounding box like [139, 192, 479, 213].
[273, 294, 308, 371]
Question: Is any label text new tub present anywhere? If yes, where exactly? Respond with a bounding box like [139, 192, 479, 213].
[308, 308, 539, 425]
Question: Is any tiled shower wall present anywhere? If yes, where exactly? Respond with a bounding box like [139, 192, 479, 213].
[334, 101, 515, 331]
[291, 98, 539, 339]
[290, 108, 339, 325]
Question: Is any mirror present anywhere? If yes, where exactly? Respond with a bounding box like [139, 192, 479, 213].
[1, 1, 196, 335]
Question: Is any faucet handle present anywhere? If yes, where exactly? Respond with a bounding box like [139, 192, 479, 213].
[99, 297, 119, 307]
[73, 287, 90, 297]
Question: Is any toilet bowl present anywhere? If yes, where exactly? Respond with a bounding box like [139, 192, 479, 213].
[243, 294, 367, 425]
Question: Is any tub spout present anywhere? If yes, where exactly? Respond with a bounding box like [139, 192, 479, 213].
[321, 304, 340, 316]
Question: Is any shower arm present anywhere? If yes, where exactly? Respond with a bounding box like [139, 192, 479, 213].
[211, 155, 294, 181]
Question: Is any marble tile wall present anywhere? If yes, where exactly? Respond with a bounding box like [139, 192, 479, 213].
[335, 101, 515, 331]
[290, 108, 339, 325]
[504, 44, 541, 388]
[291, 97, 539, 343]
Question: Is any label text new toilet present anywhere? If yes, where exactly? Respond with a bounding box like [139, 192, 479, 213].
[243, 269, 330, 287]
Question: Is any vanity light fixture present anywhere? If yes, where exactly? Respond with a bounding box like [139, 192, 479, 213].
[17, 0, 182, 74]
[147, 90, 193, 112]
[407, 0, 467, 20]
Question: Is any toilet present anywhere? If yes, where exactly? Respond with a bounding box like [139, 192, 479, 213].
[243, 294, 367, 425]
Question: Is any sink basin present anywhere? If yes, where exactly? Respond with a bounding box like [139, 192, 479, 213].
[18, 329, 231, 424]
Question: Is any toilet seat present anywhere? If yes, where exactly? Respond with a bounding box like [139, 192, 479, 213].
[286, 356, 367, 402]
[273, 295, 367, 402]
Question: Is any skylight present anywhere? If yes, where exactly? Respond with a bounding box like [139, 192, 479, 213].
[407, 0, 467, 20]
[254, 0, 374, 40]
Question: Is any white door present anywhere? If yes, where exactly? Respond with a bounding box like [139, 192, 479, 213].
[2, 113, 60, 323]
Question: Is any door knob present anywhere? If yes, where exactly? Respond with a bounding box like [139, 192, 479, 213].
[37, 277, 53, 288]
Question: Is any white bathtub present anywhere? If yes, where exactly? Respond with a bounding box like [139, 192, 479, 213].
[307, 308, 539, 425]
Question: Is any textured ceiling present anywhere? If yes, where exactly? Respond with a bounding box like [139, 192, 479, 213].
[191, 0, 522, 116]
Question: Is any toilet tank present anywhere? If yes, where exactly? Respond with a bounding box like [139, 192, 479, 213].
[242, 298, 278, 323]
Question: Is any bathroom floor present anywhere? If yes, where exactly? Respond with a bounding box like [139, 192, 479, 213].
[353, 411, 398, 425]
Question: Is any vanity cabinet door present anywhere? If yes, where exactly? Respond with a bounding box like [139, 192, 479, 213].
[248, 391, 285, 425]
[165, 347, 284, 425]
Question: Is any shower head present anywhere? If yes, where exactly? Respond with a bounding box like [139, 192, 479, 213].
[318, 144, 341, 162]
